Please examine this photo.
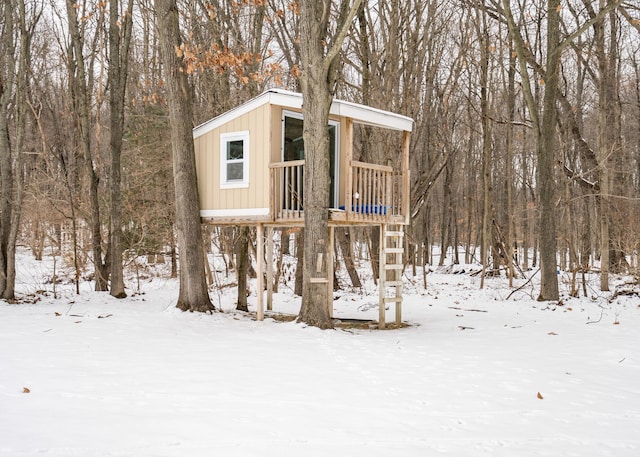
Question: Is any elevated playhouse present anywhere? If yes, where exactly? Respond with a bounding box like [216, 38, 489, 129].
[194, 89, 413, 327]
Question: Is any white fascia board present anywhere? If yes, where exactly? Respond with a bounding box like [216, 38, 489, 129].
[200, 208, 270, 218]
[267, 89, 303, 110]
[330, 100, 414, 132]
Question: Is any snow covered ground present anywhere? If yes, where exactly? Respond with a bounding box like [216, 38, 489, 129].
[1, 249, 639, 456]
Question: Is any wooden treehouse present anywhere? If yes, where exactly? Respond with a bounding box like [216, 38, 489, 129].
[194, 89, 413, 327]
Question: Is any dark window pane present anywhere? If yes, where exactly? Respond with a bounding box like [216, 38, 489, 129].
[227, 162, 243, 181]
[227, 140, 244, 160]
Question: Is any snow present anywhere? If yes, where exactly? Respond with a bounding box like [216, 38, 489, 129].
[1, 249, 639, 456]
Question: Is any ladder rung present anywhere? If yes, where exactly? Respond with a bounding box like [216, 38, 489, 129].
[385, 280, 403, 287]
[385, 231, 404, 237]
[384, 264, 404, 270]
[384, 247, 404, 254]
[383, 296, 403, 303]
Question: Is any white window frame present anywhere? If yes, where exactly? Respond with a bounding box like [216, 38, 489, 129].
[220, 131, 250, 189]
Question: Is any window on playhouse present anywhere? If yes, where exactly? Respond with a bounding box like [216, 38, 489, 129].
[220, 131, 249, 188]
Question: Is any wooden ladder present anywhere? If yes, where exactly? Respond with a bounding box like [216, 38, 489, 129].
[378, 223, 404, 328]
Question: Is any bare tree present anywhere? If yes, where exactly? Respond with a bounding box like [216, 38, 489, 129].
[64, 0, 110, 291]
[0, 0, 41, 299]
[297, 0, 363, 329]
[501, 0, 570, 300]
[155, 0, 213, 312]
[108, 0, 134, 298]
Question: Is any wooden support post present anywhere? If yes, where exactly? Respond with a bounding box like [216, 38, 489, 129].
[266, 226, 274, 311]
[328, 225, 335, 318]
[401, 130, 411, 224]
[345, 119, 354, 220]
[256, 224, 264, 321]
[379, 223, 386, 329]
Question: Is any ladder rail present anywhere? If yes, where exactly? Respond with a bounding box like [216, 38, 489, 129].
[378, 223, 404, 328]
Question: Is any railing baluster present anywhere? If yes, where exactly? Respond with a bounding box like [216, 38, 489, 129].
[296, 163, 302, 217]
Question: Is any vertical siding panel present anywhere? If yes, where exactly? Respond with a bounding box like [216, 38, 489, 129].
[248, 107, 258, 208]
[208, 132, 216, 209]
[196, 102, 279, 215]
[200, 135, 208, 210]
[270, 106, 281, 164]
[257, 104, 268, 209]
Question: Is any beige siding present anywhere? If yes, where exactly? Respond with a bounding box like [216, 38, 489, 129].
[195, 103, 272, 214]
[270, 106, 284, 164]
[195, 102, 365, 216]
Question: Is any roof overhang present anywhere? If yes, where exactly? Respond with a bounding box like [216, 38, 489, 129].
[193, 89, 414, 139]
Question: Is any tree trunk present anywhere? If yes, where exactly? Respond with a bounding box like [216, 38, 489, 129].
[503, 0, 559, 300]
[336, 228, 362, 288]
[235, 227, 250, 312]
[593, 4, 624, 287]
[0, 1, 15, 298]
[155, 0, 213, 313]
[505, 41, 516, 286]
[477, 3, 491, 289]
[170, 236, 177, 279]
[537, 0, 561, 300]
[65, 0, 109, 292]
[439, 159, 453, 267]
[298, 78, 333, 327]
[294, 230, 304, 296]
[297, 0, 363, 329]
[0, 0, 30, 300]
[108, 0, 134, 299]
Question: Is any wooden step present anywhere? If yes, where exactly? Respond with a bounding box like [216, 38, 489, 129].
[385, 231, 404, 237]
[384, 264, 404, 270]
[384, 247, 404, 254]
[383, 296, 403, 303]
[385, 280, 403, 287]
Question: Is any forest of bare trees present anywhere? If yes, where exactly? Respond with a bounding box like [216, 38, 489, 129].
[1, 1, 639, 313]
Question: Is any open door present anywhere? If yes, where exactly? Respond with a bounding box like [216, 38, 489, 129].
[283, 112, 339, 209]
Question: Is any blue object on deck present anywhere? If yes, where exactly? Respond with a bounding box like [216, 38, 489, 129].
[338, 204, 389, 215]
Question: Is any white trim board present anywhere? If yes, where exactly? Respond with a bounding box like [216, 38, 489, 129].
[200, 208, 270, 218]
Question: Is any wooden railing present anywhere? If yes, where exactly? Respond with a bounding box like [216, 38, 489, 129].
[347, 161, 403, 222]
[270, 159, 406, 223]
[270, 160, 304, 221]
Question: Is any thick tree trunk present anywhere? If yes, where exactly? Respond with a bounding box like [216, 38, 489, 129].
[0, 20, 13, 295]
[0, 0, 29, 300]
[298, 75, 333, 328]
[536, 0, 560, 301]
[297, 0, 363, 329]
[155, 0, 213, 313]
